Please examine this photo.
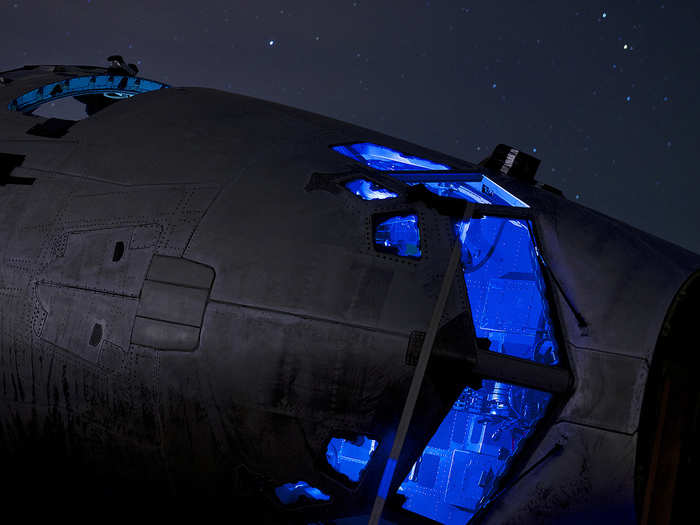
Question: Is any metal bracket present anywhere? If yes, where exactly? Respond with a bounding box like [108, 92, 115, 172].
[107, 55, 139, 76]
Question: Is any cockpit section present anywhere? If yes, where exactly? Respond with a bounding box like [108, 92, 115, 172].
[330, 142, 567, 524]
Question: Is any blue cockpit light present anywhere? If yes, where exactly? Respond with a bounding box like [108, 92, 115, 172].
[8, 74, 168, 113]
[458, 216, 559, 365]
[398, 381, 552, 524]
[404, 180, 528, 208]
[345, 179, 398, 200]
[395, 215, 560, 521]
[275, 481, 331, 505]
[326, 436, 378, 482]
[334, 144, 562, 524]
[374, 214, 422, 258]
[333, 142, 451, 171]
[102, 92, 134, 99]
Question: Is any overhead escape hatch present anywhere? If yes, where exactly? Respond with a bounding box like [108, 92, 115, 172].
[7, 72, 169, 122]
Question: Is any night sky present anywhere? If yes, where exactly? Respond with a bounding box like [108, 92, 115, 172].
[2, 1, 699, 253]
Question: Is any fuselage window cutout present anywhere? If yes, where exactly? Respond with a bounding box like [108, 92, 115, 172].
[89, 323, 103, 347]
[455, 216, 560, 366]
[326, 435, 379, 482]
[332, 142, 451, 171]
[0, 152, 34, 186]
[112, 241, 125, 262]
[404, 179, 529, 208]
[373, 212, 422, 258]
[398, 380, 552, 524]
[275, 481, 331, 505]
[8, 74, 169, 120]
[344, 178, 397, 201]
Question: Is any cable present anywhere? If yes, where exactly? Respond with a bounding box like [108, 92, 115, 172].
[462, 218, 508, 274]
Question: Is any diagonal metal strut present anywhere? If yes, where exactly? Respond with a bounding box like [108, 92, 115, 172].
[368, 203, 473, 525]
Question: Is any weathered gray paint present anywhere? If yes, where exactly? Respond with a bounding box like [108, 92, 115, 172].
[0, 63, 698, 522]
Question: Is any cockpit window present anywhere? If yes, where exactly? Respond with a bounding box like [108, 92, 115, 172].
[345, 179, 397, 200]
[8, 74, 168, 119]
[398, 381, 552, 524]
[397, 215, 561, 523]
[275, 481, 331, 505]
[333, 142, 451, 171]
[374, 214, 422, 258]
[329, 142, 564, 524]
[326, 436, 378, 482]
[332, 142, 526, 207]
[406, 179, 529, 208]
[457, 216, 559, 365]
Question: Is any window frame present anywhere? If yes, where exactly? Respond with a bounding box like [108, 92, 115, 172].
[392, 204, 575, 523]
[329, 141, 575, 522]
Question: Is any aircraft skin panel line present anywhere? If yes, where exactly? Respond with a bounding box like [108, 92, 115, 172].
[0, 60, 697, 523]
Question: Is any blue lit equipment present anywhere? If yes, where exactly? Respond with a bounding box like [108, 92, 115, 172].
[274, 481, 331, 505]
[374, 214, 422, 257]
[458, 216, 559, 365]
[103, 92, 134, 99]
[326, 436, 378, 482]
[332, 142, 451, 171]
[397, 215, 560, 523]
[398, 381, 552, 524]
[406, 180, 528, 208]
[338, 143, 561, 525]
[8, 74, 168, 113]
[344, 179, 397, 200]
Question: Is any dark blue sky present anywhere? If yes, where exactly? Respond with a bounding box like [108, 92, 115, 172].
[2, 1, 698, 252]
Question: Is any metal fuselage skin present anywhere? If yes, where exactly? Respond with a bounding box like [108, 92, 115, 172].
[0, 65, 697, 523]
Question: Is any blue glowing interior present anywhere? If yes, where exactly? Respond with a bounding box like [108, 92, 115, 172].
[333, 143, 451, 171]
[398, 216, 559, 523]
[275, 481, 331, 505]
[456, 217, 559, 365]
[405, 179, 528, 208]
[326, 436, 378, 482]
[374, 214, 422, 257]
[8, 74, 168, 112]
[345, 179, 398, 200]
[398, 381, 552, 524]
[362, 150, 558, 523]
[329, 145, 558, 523]
[371, 154, 550, 361]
